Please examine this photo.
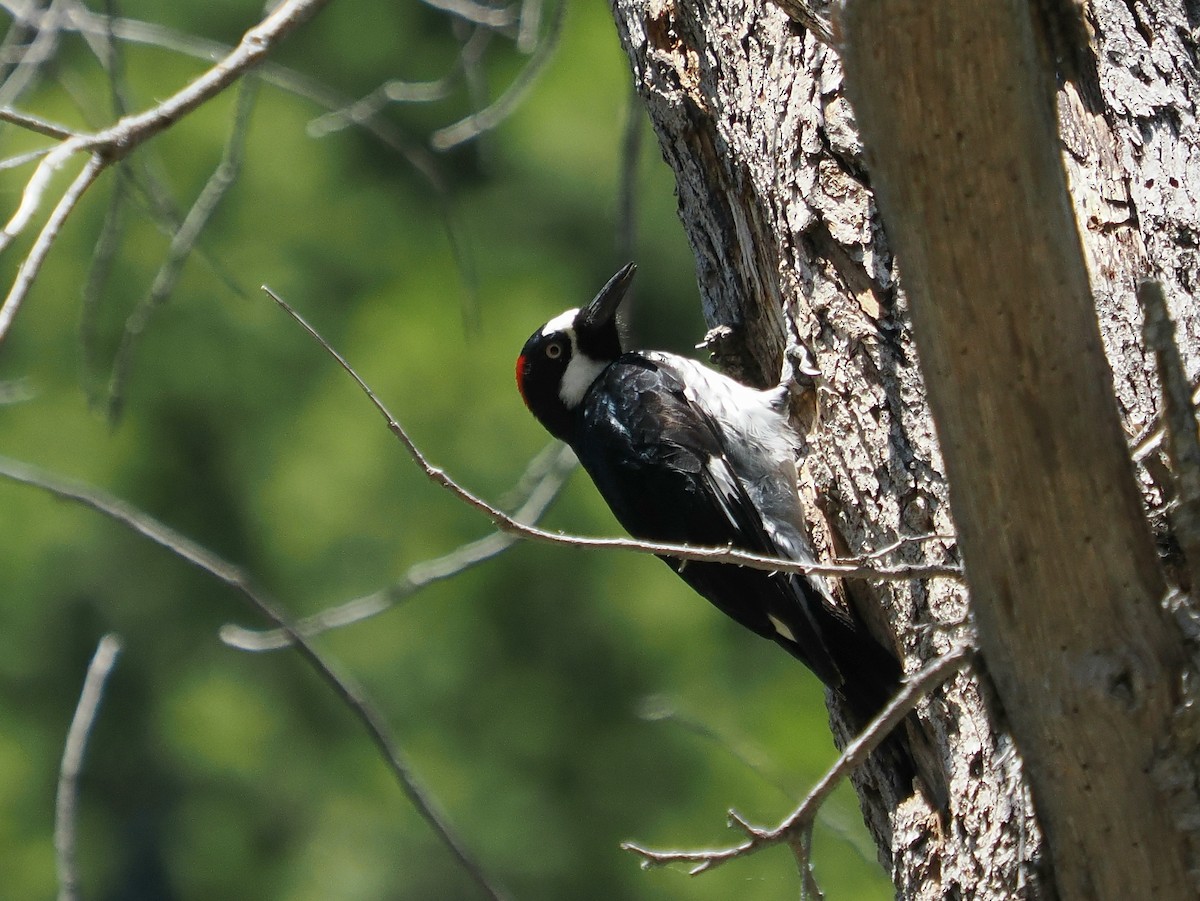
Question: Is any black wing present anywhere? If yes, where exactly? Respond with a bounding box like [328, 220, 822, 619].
[573, 355, 900, 710]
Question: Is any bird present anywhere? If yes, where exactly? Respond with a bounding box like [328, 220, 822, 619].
[515, 262, 916, 790]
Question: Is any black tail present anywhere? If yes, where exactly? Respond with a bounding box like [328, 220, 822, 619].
[838, 648, 949, 814]
[836, 638, 921, 799]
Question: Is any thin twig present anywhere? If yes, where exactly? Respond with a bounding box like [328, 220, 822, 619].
[55, 633, 123, 901]
[84, 0, 331, 152]
[106, 78, 258, 423]
[855, 531, 957, 562]
[36, 0, 478, 337]
[794, 828, 824, 901]
[0, 0, 42, 88]
[0, 0, 68, 108]
[263, 285, 961, 583]
[430, 0, 564, 150]
[0, 151, 105, 338]
[622, 644, 974, 875]
[0, 105, 76, 138]
[0, 138, 83, 254]
[307, 75, 454, 137]
[635, 693, 879, 865]
[0, 145, 56, 172]
[220, 442, 577, 651]
[49, 0, 440, 182]
[79, 163, 127, 403]
[0, 455, 508, 901]
[456, 19, 490, 153]
[0, 0, 336, 343]
[515, 0, 542, 53]
[420, 0, 518, 29]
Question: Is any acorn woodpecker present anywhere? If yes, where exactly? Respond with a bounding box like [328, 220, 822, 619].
[515, 263, 912, 783]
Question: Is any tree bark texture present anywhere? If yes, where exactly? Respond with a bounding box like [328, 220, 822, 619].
[609, 0, 1200, 897]
[839, 2, 1193, 899]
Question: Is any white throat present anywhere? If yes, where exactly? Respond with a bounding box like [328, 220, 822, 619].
[559, 350, 606, 409]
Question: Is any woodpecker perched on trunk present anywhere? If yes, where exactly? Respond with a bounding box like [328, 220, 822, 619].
[515, 263, 915, 789]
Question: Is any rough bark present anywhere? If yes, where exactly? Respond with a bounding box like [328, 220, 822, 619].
[840, 2, 1193, 898]
[609, 0, 1200, 897]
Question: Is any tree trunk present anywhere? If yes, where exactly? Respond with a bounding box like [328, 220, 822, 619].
[609, 0, 1200, 897]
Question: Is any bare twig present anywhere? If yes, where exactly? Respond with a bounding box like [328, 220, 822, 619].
[79, 166, 127, 402]
[106, 78, 258, 423]
[0, 456, 507, 901]
[0, 0, 68, 108]
[0, 151, 105, 338]
[220, 441, 577, 651]
[55, 633, 123, 901]
[263, 285, 961, 583]
[41, 0, 438, 180]
[0, 105, 76, 139]
[795, 827, 824, 900]
[5, 0, 482, 346]
[636, 693, 879, 864]
[456, 20, 490, 153]
[0, 0, 336, 344]
[854, 531, 957, 562]
[0, 145, 57, 172]
[515, 0, 542, 53]
[420, 0, 518, 30]
[307, 75, 455, 137]
[306, 23, 498, 140]
[430, 0, 564, 150]
[622, 644, 974, 875]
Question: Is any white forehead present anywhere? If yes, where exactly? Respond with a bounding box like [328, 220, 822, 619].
[543, 307, 579, 336]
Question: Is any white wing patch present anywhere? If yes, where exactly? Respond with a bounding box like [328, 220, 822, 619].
[768, 614, 797, 643]
[672, 353, 838, 608]
[705, 455, 745, 528]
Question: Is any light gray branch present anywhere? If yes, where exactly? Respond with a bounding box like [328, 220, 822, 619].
[0, 0, 336, 344]
[623, 645, 974, 876]
[430, 0, 563, 150]
[55, 633, 122, 901]
[0, 455, 508, 901]
[220, 442, 577, 651]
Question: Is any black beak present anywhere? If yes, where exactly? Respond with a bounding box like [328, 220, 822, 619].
[575, 262, 637, 334]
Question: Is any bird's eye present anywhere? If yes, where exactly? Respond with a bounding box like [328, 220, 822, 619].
[545, 342, 563, 359]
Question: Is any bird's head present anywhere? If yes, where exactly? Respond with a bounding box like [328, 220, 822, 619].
[516, 262, 636, 442]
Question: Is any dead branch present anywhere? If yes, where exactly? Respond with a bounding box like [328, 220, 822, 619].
[0, 0, 336, 345]
[55, 633, 122, 901]
[622, 645, 973, 876]
[105, 78, 258, 422]
[0, 455, 508, 901]
[430, 0, 563, 150]
[220, 441, 578, 650]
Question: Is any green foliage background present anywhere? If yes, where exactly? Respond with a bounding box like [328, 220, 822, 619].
[0, 2, 892, 898]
